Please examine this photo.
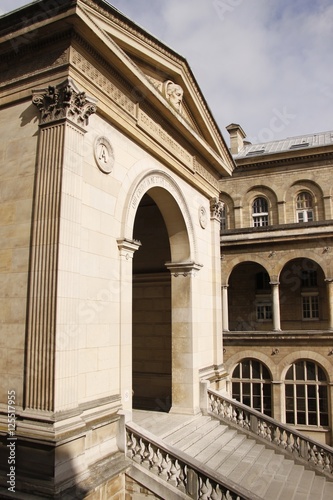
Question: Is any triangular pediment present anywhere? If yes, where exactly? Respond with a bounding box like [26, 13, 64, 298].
[75, 0, 234, 177]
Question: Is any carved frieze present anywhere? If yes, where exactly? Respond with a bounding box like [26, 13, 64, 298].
[32, 79, 96, 126]
[71, 48, 136, 117]
[193, 157, 220, 191]
[137, 109, 194, 172]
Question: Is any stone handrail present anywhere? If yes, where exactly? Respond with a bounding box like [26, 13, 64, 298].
[126, 420, 261, 500]
[207, 388, 333, 477]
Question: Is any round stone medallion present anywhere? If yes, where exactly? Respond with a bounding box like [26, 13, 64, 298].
[94, 136, 114, 174]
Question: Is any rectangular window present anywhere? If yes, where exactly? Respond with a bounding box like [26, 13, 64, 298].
[256, 304, 272, 320]
[302, 295, 319, 320]
[253, 215, 268, 227]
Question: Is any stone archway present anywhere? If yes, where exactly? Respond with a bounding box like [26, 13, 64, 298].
[132, 193, 172, 411]
[123, 173, 201, 414]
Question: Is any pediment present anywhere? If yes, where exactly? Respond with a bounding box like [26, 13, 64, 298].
[75, 0, 234, 177]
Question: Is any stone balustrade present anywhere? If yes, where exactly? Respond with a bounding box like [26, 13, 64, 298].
[125, 421, 260, 500]
[207, 389, 333, 477]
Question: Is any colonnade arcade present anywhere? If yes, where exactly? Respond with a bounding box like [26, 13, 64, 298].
[222, 257, 333, 332]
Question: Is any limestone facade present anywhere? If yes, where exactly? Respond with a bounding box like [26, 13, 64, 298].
[0, 0, 233, 496]
[221, 126, 333, 445]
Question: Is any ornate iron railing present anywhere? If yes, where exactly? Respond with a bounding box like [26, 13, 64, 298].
[208, 388, 333, 477]
[126, 421, 261, 500]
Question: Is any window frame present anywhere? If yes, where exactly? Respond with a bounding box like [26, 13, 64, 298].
[285, 360, 329, 427]
[231, 359, 272, 416]
[296, 191, 314, 223]
[252, 197, 269, 227]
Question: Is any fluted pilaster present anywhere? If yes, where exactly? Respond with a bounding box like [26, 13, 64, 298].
[24, 80, 96, 411]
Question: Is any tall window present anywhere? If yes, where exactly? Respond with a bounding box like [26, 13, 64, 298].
[252, 197, 269, 227]
[301, 270, 319, 320]
[232, 359, 272, 416]
[296, 192, 314, 222]
[220, 204, 227, 231]
[285, 361, 328, 426]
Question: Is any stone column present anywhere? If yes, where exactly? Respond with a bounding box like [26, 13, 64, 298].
[210, 198, 225, 367]
[117, 238, 141, 411]
[166, 262, 202, 415]
[24, 80, 96, 412]
[270, 281, 281, 331]
[325, 278, 333, 331]
[222, 285, 229, 331]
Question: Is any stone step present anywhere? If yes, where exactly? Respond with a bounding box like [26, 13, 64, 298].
[323, 480, 333, 499]
[206, 432, 248, 470]
[240, 448, 276, 495]
[216, 437, 257, 476]
[194, 426, 237, 464]
[292, 469, 315, 500]
[180, 422, 229, 457]
[163, 416, 212, 446]
[276, 464, 304, 500]
[307, 475, 326, 500]
[170, 419, 221, 451]
[227, 443, 266, 483]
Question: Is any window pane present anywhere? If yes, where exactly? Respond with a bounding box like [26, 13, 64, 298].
[295, 362, 304, 380]
[297, 412, 306, 425]
[252, 361, 260, 379]
[285, 385, 293, 397]
[317, 367, 326, 381]
[242, 360, 250, 379]
[296, 384, 305, 398]
[286, 366, 293, 380]
[306, 362, 316, 381]
[308, 413, 317, 425]
[232, 382, 240, 400]
[320, 414, 329, 426]
[243, 383, 250, 396]
[286, 412, 295, 424]
[233, 364, 240, 378]
[262, 365, 270, 380]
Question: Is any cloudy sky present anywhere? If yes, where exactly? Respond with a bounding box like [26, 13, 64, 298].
[1, 0, 332, 145]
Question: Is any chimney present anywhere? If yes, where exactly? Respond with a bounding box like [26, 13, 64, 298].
[226, 123, 247, 154]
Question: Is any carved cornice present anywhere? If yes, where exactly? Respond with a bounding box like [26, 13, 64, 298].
[165, 261, 203, 277]
[32, 79, 97, 126]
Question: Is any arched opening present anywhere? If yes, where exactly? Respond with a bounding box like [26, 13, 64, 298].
[231, 358, 272, 416]
[228, 262, 272, 331]
[279, 258, 327, 330]
[132, 193, 172, 411]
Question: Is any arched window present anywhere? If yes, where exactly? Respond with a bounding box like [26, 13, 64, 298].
[296, 191, 314, 222]
[285, 360, 328, 426]
[232, 359, 272, 416]
[252, 197, 269, 227]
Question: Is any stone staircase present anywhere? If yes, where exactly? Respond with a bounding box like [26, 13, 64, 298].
[160, 414, 333, 499]
[124, 392, 333, 499]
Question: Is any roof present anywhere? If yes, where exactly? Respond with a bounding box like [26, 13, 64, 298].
[235, 130, 333, 160]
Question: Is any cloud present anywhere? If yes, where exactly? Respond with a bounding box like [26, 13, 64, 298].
[2, 0, 333, 144]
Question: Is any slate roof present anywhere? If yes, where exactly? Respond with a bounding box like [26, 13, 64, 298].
[235, 130, 333, 159]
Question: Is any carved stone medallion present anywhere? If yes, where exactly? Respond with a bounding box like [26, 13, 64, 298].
[94, 136, 114, 174]
[199, 206, 207, 229]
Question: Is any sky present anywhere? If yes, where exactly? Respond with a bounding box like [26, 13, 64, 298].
[1, 0, 333, 145]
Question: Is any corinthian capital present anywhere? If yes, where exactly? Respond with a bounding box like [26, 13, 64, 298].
[210, 197, 224, 221]
[32, 79, 97, 127]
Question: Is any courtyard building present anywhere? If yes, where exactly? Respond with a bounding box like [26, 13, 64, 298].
[222, 125, 333, 446]
[1, 1, 333, 498]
